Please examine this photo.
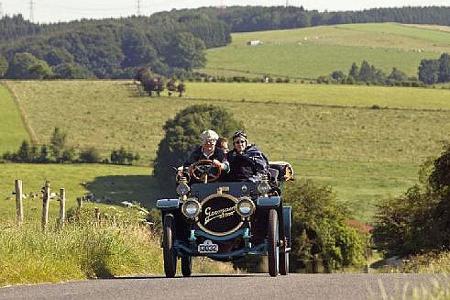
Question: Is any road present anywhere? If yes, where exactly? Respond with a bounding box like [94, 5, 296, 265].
[0, 273, 446, 300]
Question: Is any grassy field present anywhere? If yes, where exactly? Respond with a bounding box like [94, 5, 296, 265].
[187, 82, 450, 110]
[0, 163, 160, 221]
[199, 23, 450, 79]
[0, 83, 29, 153]
[3, 80, 450, 222]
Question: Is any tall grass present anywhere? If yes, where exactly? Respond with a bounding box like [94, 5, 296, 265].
[0, 220, 163, 286]
[0, 210, 235, 287]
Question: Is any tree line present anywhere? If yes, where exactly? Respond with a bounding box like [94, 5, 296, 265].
[2, 128, 140, 165]
[418, 53, 450, 84]
[0, 13, 231, 79]
[196, 6, 450, 32]
[1, 6, 449, 79]
[318, 61, 423, 87]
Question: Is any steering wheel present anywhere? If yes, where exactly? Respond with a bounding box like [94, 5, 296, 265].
[189, 159, 222, 183]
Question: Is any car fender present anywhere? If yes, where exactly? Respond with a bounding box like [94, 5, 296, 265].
[256, 196, 280, 207]
[156, 198, 180, 210]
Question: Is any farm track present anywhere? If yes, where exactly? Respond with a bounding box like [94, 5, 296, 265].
[0, 273, 448, 300]
[1, 81, 38, 144]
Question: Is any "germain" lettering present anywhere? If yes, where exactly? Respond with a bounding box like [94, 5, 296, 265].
[204, 206, 236, 225]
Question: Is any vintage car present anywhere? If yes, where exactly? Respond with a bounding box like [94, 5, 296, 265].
[156, 159, 294, 277]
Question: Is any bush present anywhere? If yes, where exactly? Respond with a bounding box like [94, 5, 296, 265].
[110, 147, 139, 165]
[153, 104, 243, 190]
[373, 144, 450, 256]
[284, 179, 367, 270]
[79, 147, 101, 163]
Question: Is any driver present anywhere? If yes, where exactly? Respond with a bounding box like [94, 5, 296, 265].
[226, 130, 269, 181]
[181, 129, 230, 176]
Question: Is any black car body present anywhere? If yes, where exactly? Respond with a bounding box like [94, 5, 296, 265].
[156, 161, 294, 277]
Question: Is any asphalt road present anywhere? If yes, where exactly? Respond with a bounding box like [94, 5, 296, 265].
[0, 273, 447, 300]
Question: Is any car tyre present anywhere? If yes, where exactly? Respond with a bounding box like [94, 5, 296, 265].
[279, 251, 289, 275]
[163, 214, 177, 278]
[267, 209, 279, 277]
[181, 256, 192, 277]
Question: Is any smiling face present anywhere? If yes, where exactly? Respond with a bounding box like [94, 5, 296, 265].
[202, 138, 216, 154]
[233, 138, 247, 153]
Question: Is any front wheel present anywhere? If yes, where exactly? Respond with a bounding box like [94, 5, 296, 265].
[181, 256, 192, 277]
[163, 214, 177, 278]
[267, 209, 279, 277]
[279, 251, 289, 275]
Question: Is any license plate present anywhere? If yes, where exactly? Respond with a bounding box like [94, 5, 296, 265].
[198, 240, 219, 254]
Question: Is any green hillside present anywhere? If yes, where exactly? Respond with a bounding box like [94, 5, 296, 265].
[2, 80, 450, 221]
[199, 23, 450, 79]
[0, 83, 29, 153]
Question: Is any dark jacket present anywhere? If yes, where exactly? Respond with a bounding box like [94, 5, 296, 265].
[226, 144, 269, 181]
[183, 146, 227, 167]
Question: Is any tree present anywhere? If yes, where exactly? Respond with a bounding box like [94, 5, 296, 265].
[358, 60, 373, 82]
[0, 55, 8, 78]
[373, 145, 450, 256]
[177, 82, 186, 97]
[6, 52, 52, 79]
[388, 67, 408, 82]
[38, 144, 50, 163]
[438, 53, 450, 83]
[79, 147, 101, 163]
[17, 140, 32, 162]
[50, 127, 67, 162]
[330, 70, 346, 82]
[166, 78, 177, 96]
[53, 63, 91, 79]
[348, 62, 359, 81]
[44, 48, 74, 66]
[418, 59, 439, 84]
[153, 105, 243, 188]
[165, 32, 206, 71]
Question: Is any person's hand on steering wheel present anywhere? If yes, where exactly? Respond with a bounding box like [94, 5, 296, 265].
[189, 159, 222, 183]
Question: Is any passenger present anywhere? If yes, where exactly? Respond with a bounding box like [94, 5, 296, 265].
[216, 137, 229, 154]
[181, 129, 229, 176]
[226, 130, 269, 182]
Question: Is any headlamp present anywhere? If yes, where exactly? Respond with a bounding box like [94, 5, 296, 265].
[182, 199, 201, 219]
[176, 181, 190, 196]
[257, 180, 271, 195]
[236, 197, 255, 217]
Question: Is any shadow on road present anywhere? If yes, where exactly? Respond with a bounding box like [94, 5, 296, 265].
[111, 274, 259, 280]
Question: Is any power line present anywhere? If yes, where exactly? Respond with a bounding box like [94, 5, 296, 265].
[29, 0, 35, 22]
[137, 0, 142, 15]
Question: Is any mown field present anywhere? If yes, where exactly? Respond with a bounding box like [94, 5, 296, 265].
[2, 80, 450, 222]
[199, 23, 450, 79]
[0, 84, 29, 153]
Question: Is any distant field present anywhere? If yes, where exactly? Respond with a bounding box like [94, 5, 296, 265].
[0, 83, 29, 153]
[187, 82, 450, 110]
[199, 23, 450, 79]
[3, 80, 450, 222]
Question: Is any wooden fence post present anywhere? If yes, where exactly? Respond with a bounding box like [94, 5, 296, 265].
[94, 207, 100, 226]
[42, 181, 50, 231]
[15, 179, 24, 225]
[312, 254, 319, 273]
[59, 188, 66, 229]
[77, 197, 83, 210]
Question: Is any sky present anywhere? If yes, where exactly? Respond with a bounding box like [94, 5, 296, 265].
[0, 0, 449, 24]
